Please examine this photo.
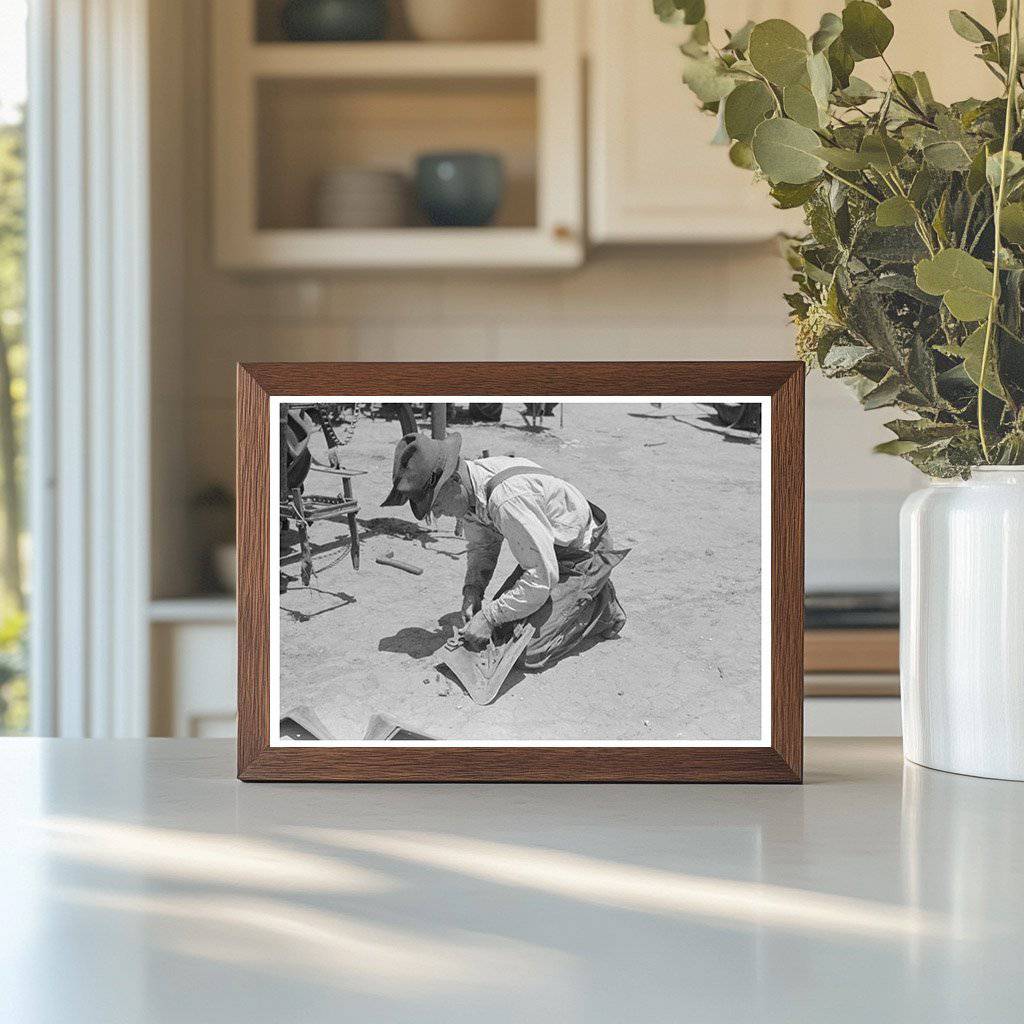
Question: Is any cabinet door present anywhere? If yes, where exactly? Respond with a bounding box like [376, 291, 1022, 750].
[588, 1, 1000, 244]
[588, 1, 815, 243]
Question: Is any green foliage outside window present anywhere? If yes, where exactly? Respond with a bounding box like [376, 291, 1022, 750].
[0, 110, 27, 733]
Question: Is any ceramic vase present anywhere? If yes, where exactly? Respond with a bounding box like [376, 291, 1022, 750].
[900, 467, 1024, 781]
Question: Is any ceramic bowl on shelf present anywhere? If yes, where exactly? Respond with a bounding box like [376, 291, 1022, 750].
[314, 167, 409, 228]
[414, 152, 504, 227]
[403, 0, 534, 42]
[280, 0, 388, 42]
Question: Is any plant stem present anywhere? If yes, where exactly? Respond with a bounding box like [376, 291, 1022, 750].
[874, 167, 937, 254]
[821, 167, 879, 203]
[979, 0, 1021, 462]
[880, 54, 929, 120]
[750, 69, 783, 116]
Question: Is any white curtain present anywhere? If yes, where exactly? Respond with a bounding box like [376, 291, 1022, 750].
[28, 0, 150, 736]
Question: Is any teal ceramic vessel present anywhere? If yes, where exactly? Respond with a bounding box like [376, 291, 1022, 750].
[415, 152, 505, 227]
[281, 0, 388, 42]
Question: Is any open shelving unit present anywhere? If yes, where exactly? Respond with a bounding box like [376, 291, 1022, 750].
[212, 0, 583, 268]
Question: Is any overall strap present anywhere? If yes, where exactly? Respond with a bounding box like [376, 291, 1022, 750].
[483, 466, 561, 511]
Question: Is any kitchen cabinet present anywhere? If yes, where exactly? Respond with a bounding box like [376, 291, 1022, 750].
[587, 1, 812, 243]
[212, 0, 583, 269]
[587, 0, 999, 244]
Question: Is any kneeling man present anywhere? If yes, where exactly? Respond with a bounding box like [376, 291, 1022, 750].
[382, 433, 628, 669]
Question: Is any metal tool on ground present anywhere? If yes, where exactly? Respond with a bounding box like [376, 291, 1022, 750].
[375, 550, 423, 575]
[363, 713, 435, 741]
[440, 623, 536, 705]
[279, 705, 334, 741]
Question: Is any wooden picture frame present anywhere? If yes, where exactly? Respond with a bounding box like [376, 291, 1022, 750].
[237, 362, 804, 782]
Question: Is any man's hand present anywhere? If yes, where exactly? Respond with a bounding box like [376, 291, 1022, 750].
[461, 588, 483, 626]
[460, 610, 493, 652]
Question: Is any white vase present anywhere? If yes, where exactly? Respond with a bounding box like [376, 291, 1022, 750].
[900, 467, 1024, 781]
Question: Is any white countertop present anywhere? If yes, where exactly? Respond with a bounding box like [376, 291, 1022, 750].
[1, 738, 1021, 1023]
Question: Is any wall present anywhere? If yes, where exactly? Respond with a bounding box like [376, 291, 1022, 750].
[152, 0, 919, 598]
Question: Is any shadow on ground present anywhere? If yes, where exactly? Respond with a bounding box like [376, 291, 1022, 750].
[378, 612, 464, 659]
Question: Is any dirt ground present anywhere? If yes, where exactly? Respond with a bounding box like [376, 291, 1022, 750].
[278, 402, 763, 742]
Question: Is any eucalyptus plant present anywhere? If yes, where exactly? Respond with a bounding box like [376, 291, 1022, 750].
[659, 0, 1024, 475]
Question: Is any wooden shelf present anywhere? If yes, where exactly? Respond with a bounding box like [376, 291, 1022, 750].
[218, 227, 579, 270]
[212, 0, 582, 269]
[249, 42, 544, 79]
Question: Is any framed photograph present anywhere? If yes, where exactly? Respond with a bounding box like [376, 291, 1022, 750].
[237, 362, 804, 782]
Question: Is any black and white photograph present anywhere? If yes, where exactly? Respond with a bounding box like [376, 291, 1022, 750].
[271, 397, 770, 746]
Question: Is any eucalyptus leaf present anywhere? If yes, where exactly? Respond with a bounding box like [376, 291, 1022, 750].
[876, 196, 918, 228]
[748, 19, 810, 87]
[1000, 202, 1024, 242]
[915, 249, 994, 321]
[912, 71, 935, 105]
[752, 117, 827, 184]
[653, 0, 677, 24]
[909, 165, 937, 205]
[923, 141, 973, 171]
[847, 284, 912, 373]
[842, 1, 895, 60]
[885, 418, 962, 443]
[807, 51, 833, 111]
[729, 140, 758, 170]
[724, 20, 755, 53]
[680, 20, 709, 55]
[836, 76, 877, 105]
[892, 72, 919, 101]
[681, 0, 705, 25]
[711, 105, 731, 145]
[860, 133, 905, 173]
[967, 143, 993, 193]
[724, 81, 775, 143]
[874, 438, 921, 455]
[908, 334, 941, 402]
[810, 12, 843, 54]
[654, 0, 705, 25]
[948, 10, 993, 44]
[770, 179, 821, 209]
[822, 342, 873, 373]
[862, 374, 902, 409]
[783, 83, 822, 129]
[682, 55, 737, 103]
[827, 35, 855, 89]
[986, 150, 1024, 190]
[815, 146, 872, 171]
[994, 0, 1008, 24]
[958, 324, 1007, 398]
[854, 225, 929, 263]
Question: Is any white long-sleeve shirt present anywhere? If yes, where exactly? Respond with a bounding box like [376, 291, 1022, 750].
[461, 457, 595, 626]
